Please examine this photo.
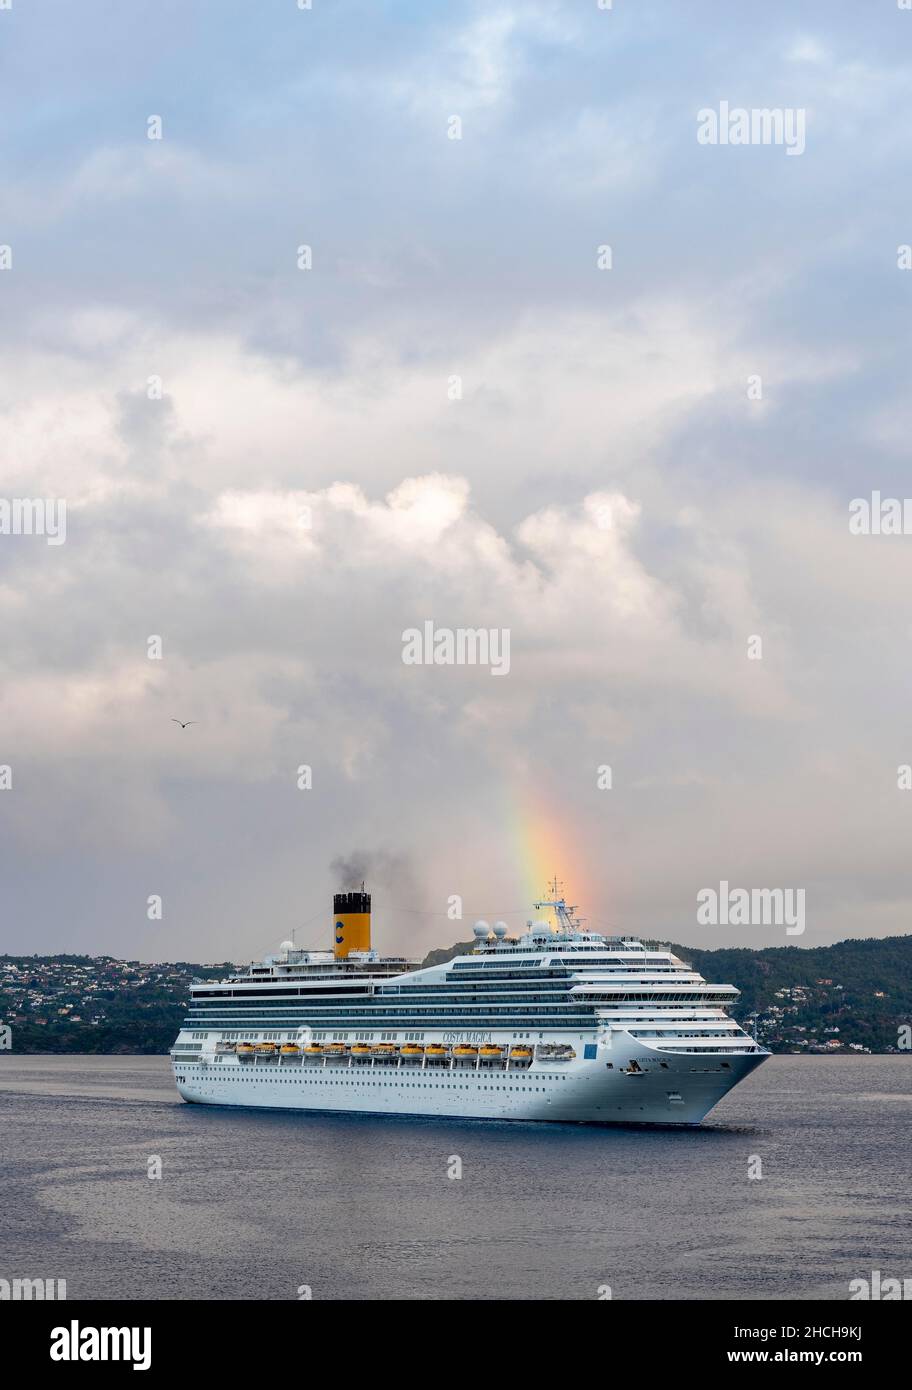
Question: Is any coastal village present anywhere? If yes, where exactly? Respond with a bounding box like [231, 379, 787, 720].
[0, 953, 903, 1054]
[0, 956, 229, 1052]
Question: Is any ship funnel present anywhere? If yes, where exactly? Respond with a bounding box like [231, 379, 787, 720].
[333, 885, 371, 959]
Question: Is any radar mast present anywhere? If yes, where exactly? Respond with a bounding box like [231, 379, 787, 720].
[533, 877, 582, 933]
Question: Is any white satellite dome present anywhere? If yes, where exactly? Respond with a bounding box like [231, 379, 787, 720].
[280, 939, 296, 952]
[492, 921, 509, 938]
[473, 920, 490, 939]
[531, 920, 552, 936]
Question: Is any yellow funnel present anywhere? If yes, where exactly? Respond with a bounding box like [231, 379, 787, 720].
[333, 889, 371, 958]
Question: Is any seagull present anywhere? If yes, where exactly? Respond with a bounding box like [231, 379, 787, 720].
[171, 719, 197, 729]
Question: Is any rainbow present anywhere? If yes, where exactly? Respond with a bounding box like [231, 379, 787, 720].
[508, 784, 591, 923]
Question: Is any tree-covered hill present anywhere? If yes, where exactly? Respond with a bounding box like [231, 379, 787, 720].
[2, 937, 910, 1054]
[420, 935, 912, 1053]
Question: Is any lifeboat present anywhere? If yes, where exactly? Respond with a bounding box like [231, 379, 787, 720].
[303, 1044, 323, 1058]
[400, 1044, 424, 1058]
[237, 1043, 254, 1058]
[510, 1046, 533, 1059]
[351, 1044, 372, 1057]
[453, 1045, 478, 1059]
[254, 1042, 276, 1054]
[425, 1044, 448, 1060]
[322, 1043, 348, 1058]
[280, 1043, 300, 1056]
[480, 1045, 504, 1057]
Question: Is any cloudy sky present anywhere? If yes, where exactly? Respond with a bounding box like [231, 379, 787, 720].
[2, 0, 911, 963]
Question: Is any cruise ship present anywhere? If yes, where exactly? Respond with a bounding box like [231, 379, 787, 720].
[171, 884, 768, 1125]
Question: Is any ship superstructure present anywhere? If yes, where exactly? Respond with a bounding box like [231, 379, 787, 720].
[171, 883, 768, 1124]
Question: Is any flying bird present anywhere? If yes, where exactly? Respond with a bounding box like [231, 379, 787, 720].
[171, 719, 197, 729]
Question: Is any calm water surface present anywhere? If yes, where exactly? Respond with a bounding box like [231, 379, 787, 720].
[0, 1055, 909, 1300]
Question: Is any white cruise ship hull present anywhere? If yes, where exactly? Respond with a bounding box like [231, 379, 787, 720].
[172, 1032, 767, 1127]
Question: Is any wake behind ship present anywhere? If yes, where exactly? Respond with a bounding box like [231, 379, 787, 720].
[171, 883, 768, 1125]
